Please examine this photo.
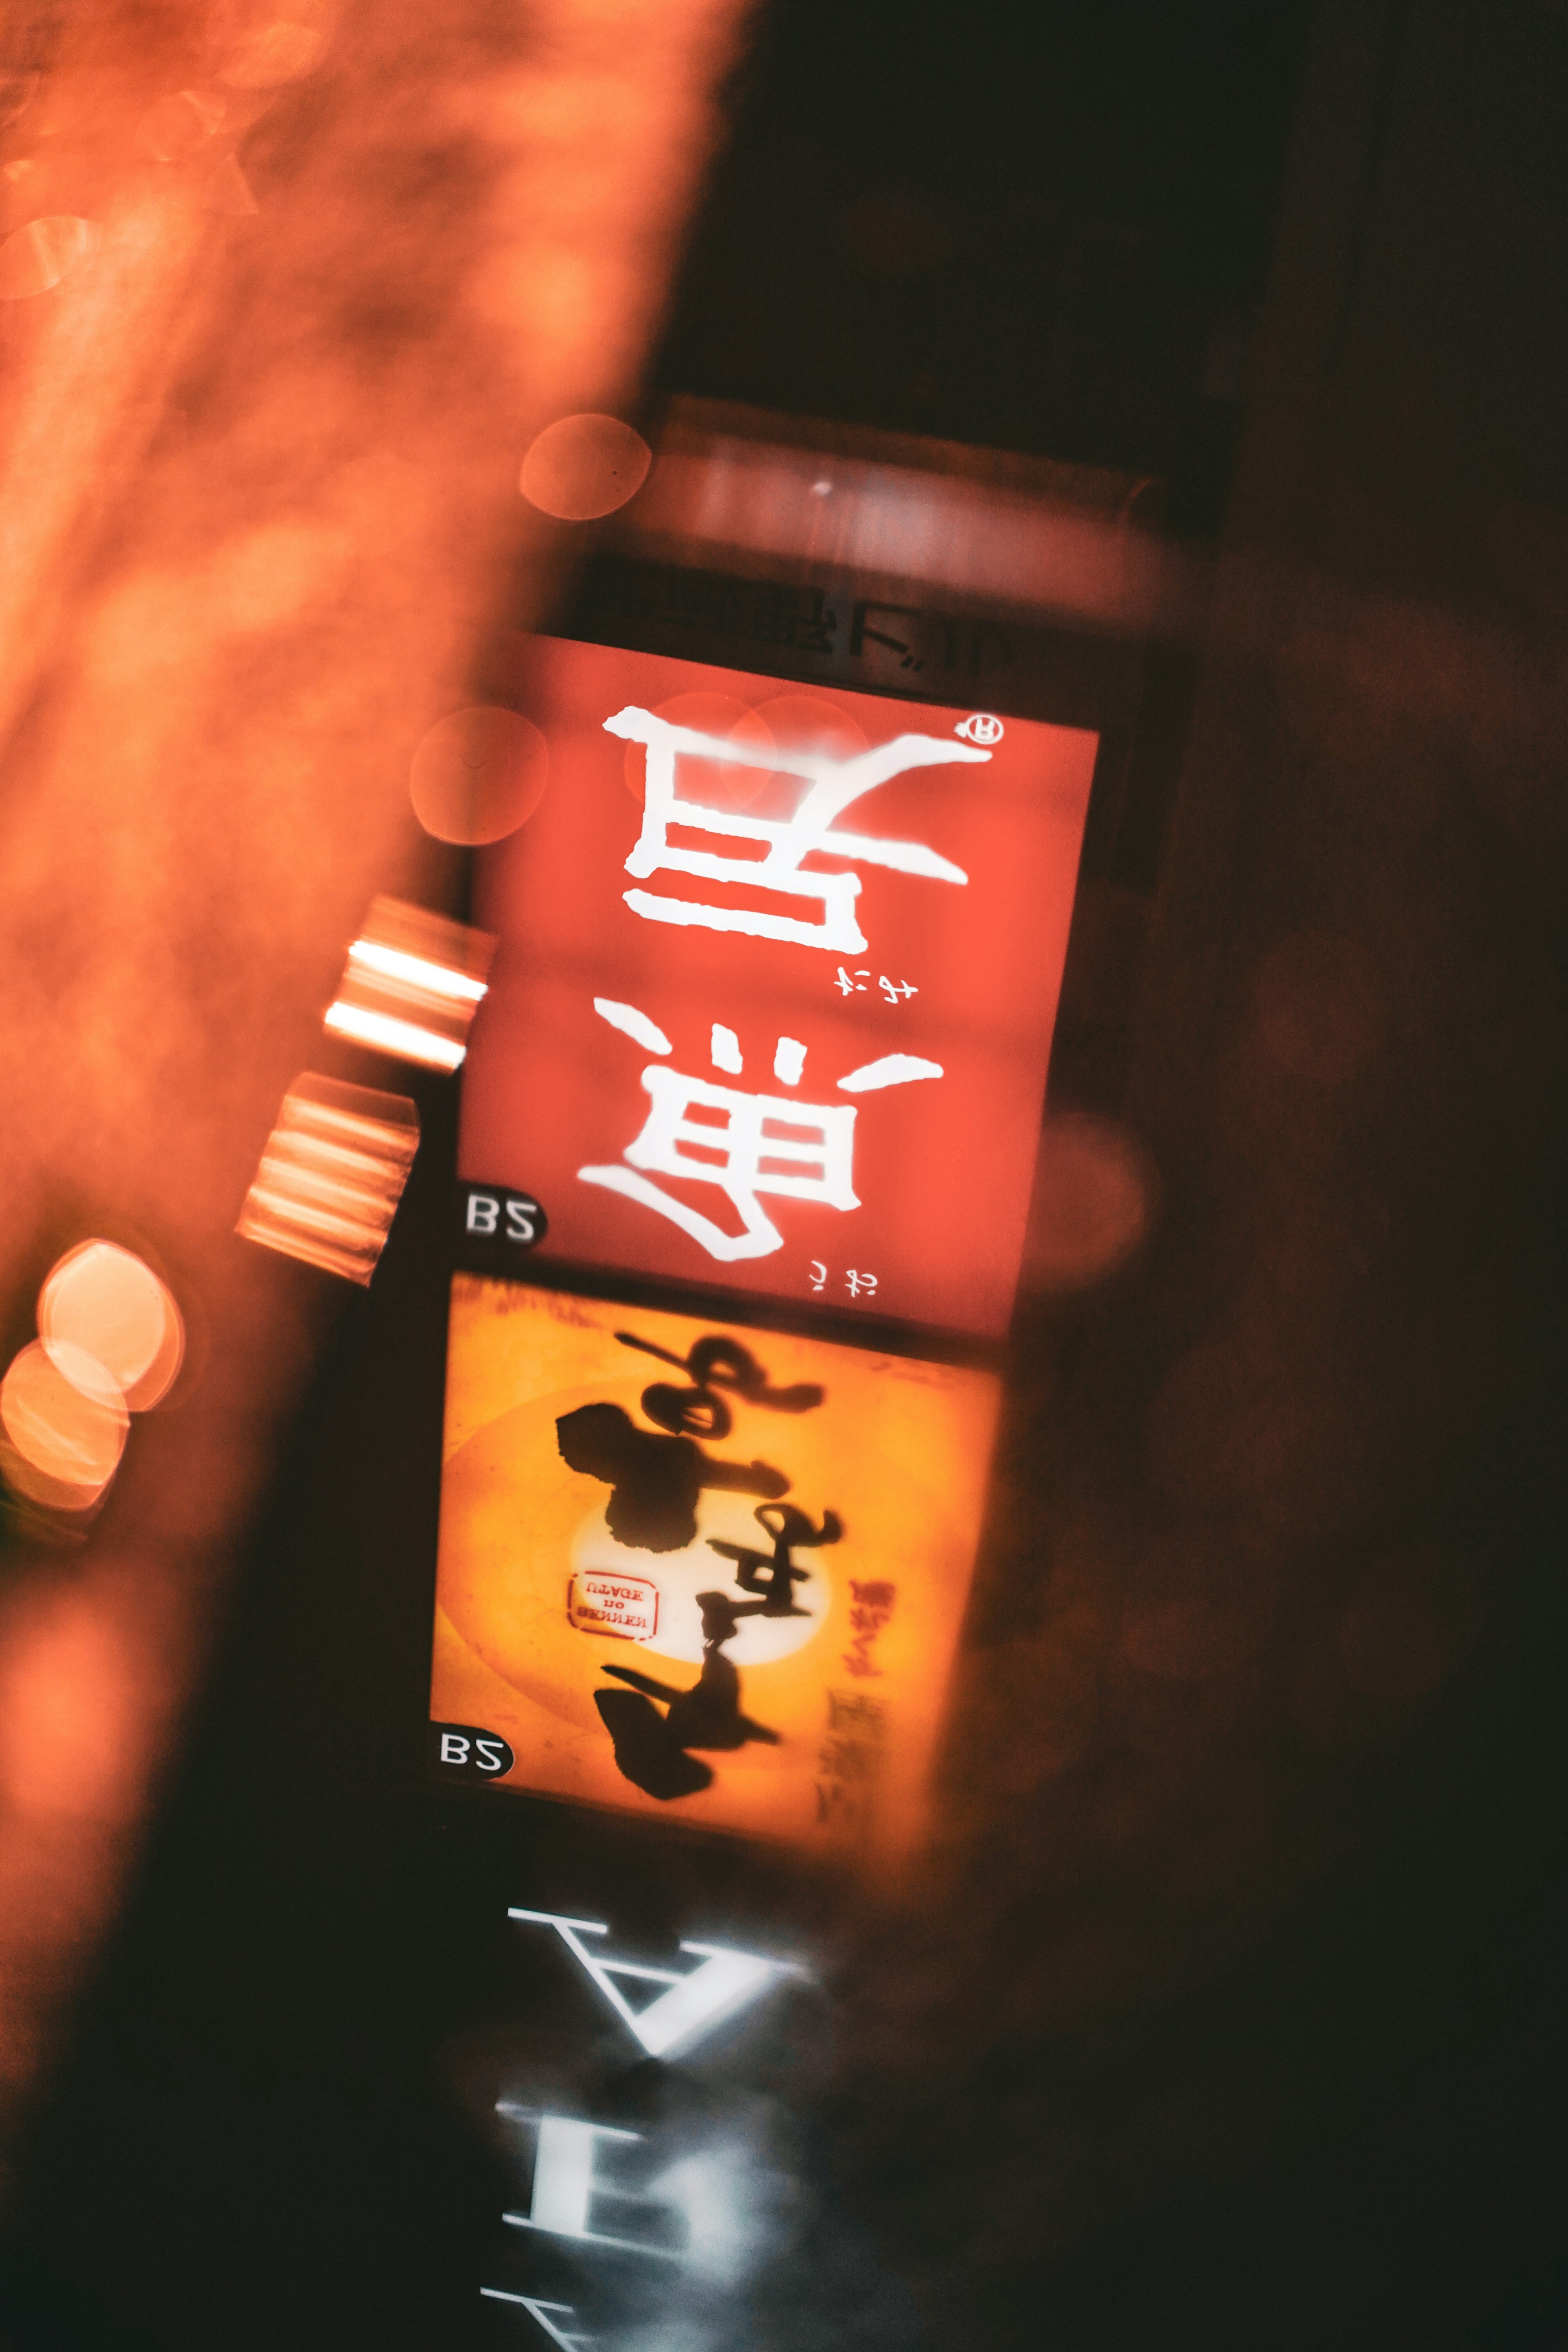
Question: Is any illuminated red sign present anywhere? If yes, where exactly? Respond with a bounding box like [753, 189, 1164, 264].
[461, 636, 1096, 1336]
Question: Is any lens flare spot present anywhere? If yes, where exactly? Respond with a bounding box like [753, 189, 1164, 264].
[519, 413, 652, 521]
[0, 1340, 129, 1506]
[0, 215, 97, 300]
[1023, 1113, 1155, 1293]
[1249, 931, 1386, 1087]
[751, 693, 867, 766]
[410, 706, 548, 844]
[38, 1241, 185, 1412]
[135, 89, 225, 163]
[622, 692, 776, 808]
[220, 22, 325, 87]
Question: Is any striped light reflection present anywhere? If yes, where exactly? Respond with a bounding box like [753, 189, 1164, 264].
[237, 1073, 419, 1284]
[324, 895, 494, 1071]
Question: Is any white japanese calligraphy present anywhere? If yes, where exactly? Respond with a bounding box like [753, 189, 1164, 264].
[605, 705, 990, 953]
[579, 1003, 943, 1261]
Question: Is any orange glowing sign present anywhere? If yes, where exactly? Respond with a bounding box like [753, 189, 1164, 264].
[430, 1279, 998, 1858]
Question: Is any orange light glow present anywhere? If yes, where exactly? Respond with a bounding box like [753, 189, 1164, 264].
[347, 940, 488, 1002]
[218, 19, 329, 90]
[38, 1240, 185, 1412]
[0, 1339, 129, 1509]
[0, 0, 758, 2139]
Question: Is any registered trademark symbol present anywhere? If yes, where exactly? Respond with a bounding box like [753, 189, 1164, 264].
[956, 712, 1004, 745]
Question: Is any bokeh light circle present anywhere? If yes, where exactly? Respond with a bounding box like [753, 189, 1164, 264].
[518, 414, 652, 521]
[1022, 1114, 1156, 1293]
[0, 216, 97, 301]
[1, 1340, 128, 1506]
[136, 89, 225, 163]
[39, 1241, 184, 1412]
[410, 706, 549, 844]
[752, 693, 867, 766]
[219, 22, 323, 87]
[622, 693, 776, 808]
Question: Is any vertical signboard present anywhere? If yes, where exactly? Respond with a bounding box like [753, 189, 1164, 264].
[427, 410, 1141, 2350]
[432, 626, 1098, 1853]
[459, 636, 1098, 1340]
[431, 1280, 998, 1856]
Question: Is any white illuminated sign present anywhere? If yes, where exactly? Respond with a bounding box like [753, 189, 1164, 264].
[482, 1910, 808, 2332]
[499, 2112, 679, 2261]
[508, 1908, 805, 2058]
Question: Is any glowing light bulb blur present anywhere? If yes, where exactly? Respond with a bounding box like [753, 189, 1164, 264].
[38, 1240, 185, 1412]
[0, 1339, 129, 1510]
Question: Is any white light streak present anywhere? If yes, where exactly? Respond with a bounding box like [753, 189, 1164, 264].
[836, 1052, 944, 1092]
[346, 937, 488, 1001]
[323, 1001, 466, 1069]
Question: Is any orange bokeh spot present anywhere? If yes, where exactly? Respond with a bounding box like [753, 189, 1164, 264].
[135, 89, 225, 164]
[1022, 1114, 1156, 1294]
[0, 216, 97, 301]
[38, 1240, 185, 1412]
[410, 706, 549, 844]
[0, 1339, 129, 1508]
[622, 692, 777, 808]
[519, 413, 652, 521]
[219, 21, 325, 88]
